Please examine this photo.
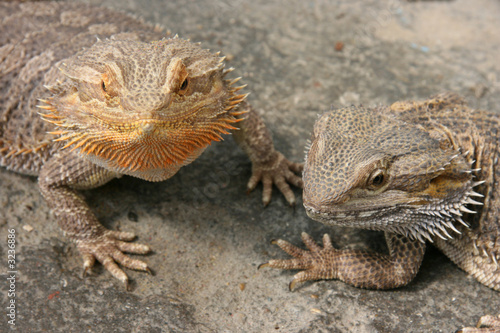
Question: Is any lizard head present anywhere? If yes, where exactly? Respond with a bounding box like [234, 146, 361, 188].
[303, 105, 480, 242]
[39, 37, 247, 181]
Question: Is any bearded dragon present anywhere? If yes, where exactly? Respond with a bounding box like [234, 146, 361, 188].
[262, 93, 500, 332]
[0, 2, 302, 289]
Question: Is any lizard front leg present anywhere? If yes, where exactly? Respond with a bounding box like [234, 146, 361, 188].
[262, 232, 425, 290]
[38, 150, 151, 289]
[232, 101, 303, 206]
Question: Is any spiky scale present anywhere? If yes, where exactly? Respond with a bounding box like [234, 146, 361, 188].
[227, 77, 242, 86]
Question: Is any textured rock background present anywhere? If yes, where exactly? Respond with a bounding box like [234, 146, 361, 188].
[1, 0, 499, 332]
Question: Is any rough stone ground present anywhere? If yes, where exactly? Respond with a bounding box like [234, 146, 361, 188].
[1, 0, 500, 332]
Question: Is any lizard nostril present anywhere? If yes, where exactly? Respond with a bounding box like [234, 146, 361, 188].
[140, 122, 155, 135]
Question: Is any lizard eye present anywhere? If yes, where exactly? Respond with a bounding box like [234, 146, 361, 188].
[178, 78, 189, 95]
[367, 169, 387, 190]
[180, 78, 188, 90]
[100, 75, 118, 98]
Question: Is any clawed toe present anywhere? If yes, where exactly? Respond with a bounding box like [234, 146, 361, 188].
[116, 240, 151, 255]
[263, 232, 339, 290]
[77, 232, 152, 288]
[81, 252, 96, 277]
[110, 249, 149, 271]
[247, 152, 302, 206]
[458, 314, 500, 333]
[107, 230, 136, 241]
[101, 256, 129, 286]
[271, 238, 308, 258]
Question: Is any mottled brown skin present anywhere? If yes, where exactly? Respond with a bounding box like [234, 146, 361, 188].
[263, 93, 499, 332]
[0, 2, 302, 288]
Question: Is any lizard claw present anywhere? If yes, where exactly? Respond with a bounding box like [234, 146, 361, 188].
[263, 232, 338, 290]
[247, 151, 303, 206]
[145, 267, 155, 276]
[76, 229, 152, 288]
[81, 252, 96, 278]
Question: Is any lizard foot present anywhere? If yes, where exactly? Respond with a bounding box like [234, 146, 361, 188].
[77, 229, 152, 290]
[247, 151, 303, 206]
[457, 314, 500, 333]
[260, 232, 336, 290]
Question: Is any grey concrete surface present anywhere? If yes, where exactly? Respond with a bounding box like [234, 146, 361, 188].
[1, 0, 500, 332]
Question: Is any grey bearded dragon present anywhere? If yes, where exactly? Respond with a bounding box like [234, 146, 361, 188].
[263, 93, 500, 332]
[0, 2, 302, 289]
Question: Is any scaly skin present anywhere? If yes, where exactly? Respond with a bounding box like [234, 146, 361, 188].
[0, 2, 302, 289]
[263, 93, 499, 331]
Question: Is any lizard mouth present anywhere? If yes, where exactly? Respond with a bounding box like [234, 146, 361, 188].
[302, 189, 416, 224]
[304, 180, 484, 243]
[304, 203, 387, 225]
